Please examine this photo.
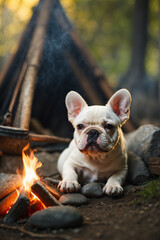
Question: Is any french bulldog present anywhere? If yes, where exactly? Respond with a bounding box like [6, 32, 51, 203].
[57, 89, 131, 196]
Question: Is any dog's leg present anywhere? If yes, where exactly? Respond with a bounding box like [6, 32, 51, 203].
[103, 167, 127, 196]
[58, 160, 81, 193]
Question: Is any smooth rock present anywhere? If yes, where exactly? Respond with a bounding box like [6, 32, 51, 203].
[125, 124, 160, 165]
[29, 206, 83, 229]
[127, 152, 150, 185]
[81, 183, 103, 198]
[59, 193, 88, 206]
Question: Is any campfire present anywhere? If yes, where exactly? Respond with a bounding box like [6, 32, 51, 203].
[0, 144, 61, 223]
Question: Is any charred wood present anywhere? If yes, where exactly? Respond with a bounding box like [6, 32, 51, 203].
[3, 190, 30, 224]
[0, 190, 19, 216]
[41, 179, 62, 200]
[31, 180, 62, 207]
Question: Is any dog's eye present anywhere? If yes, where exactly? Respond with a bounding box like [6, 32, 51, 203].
[77, 124, 84, 130]
[104, 123, 114, 130]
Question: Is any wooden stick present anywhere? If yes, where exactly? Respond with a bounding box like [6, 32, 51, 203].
[66, 53, 103, 105]
[3, 190, 30, 224]
[8, 63, 28, 114]
[0, 224, 69, 239]
[31, 181, 62, 207]
[0, 173, 22, 200]
[14, 0, 54, 130]
[0, 190, 19, 216]
[40, 180, 62, 200]
[43, 177, 60, 185]
[0, 19, 32, 87]
[29, 133, 71, 143]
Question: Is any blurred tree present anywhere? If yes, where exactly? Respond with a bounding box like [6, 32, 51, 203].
[62, 0, 158, 123]
[122, 0, 149, 90]
[0, 0, 38, 70]
[119, 0, 159, 123]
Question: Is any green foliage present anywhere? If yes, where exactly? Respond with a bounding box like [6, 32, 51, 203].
[62, 0, 158, 87]
[137, 177, 160, 204]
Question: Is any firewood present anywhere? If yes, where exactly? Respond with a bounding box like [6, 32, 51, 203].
[29, 133, 70, 143]
[40, 180, 62, 200]
[148, 157, 160, 175]
[125, 124, 160, 175]
[0, 190, 19, 216]
[3, 190, 30, 224]
[31, 181, 62, 207]
[0, 173, 22, 200]
[28, 199, 45, 215]
[43, 177, 60, 185]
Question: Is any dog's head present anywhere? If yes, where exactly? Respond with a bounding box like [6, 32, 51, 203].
[65, 89, 131, 154]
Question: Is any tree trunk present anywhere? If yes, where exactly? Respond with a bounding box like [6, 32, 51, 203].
[121, 0, 149, 90]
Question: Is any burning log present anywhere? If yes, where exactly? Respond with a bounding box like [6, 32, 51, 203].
[31, 181, 62, 207]
[0, 173, 22, 200]
[41, 179, 62, 200]
[0, 190, 19, 216]
[28, 198, 45, 216]
[3, 190, 30, 224]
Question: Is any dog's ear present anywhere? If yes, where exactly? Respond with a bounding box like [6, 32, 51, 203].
[65, 91, 88, 123]
[107, 89, 131, 125]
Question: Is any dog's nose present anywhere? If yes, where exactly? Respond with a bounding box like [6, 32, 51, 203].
[87, 129, 99, 141]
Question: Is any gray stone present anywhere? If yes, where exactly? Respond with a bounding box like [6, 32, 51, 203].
[125, 124, 160, 165]
[81, 182, 103, 198]
[29, 206, 83, 229]
[59, 193, 88, 206]
[127, 152, 150, 185]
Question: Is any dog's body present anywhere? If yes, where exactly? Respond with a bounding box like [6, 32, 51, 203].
[57, 89, 131, 196]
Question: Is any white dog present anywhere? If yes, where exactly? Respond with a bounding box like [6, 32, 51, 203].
[57, 89, 131, 196]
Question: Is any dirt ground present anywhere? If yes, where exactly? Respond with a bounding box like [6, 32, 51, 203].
[0, 152, 160, 240]
[0, 189, 160, 240]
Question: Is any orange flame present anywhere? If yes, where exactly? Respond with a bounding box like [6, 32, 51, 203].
[22, 143, 42, 193]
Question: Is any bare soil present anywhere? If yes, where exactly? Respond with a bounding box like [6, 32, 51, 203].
[0, 191, 160, 240]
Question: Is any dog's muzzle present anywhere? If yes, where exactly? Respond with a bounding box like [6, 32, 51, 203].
[86, 129, 100, 149]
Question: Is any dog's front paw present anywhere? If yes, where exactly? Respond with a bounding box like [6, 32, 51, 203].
[58, 180, 81, 193]
[103, 183, 123, 196]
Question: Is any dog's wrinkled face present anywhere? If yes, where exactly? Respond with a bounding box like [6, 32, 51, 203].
[73, 106, 120, 152]
[65, 89, 131, 154]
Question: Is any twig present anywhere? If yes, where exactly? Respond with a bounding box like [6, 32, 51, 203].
[125, 184, 149, 195]
[43, 177, 60, 185]
[0, 224, 69, 239]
